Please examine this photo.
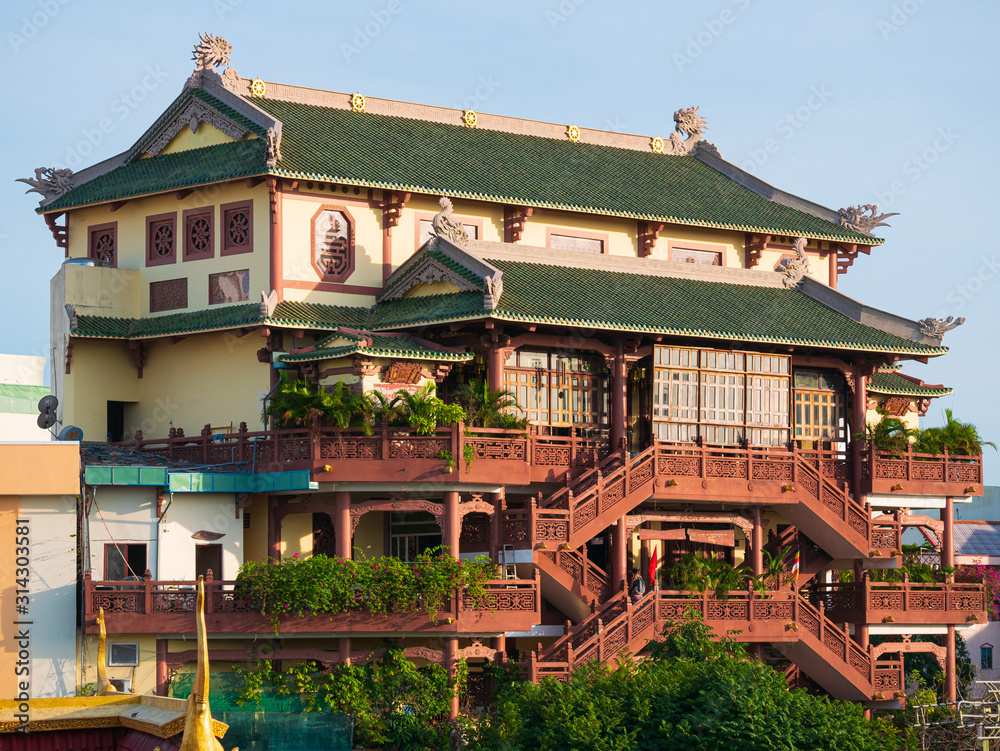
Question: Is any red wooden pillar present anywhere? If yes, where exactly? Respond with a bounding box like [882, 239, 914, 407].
[851, 365, 867, 502]
[487, 345, 504, 392]
[942, 496, 955, 580]
[492, 633, 506, 661]
[445, 491, 460, 560]
[751, 507, 764, 577]
[640, 537, 650, 583]
[336, 491, 352, 560]
[612, 515, 627, 593]
[491, 488, 505, 559]
[339, 637, 351, 666]
[610, 339, 627, 451]
[945, 625, 957, 704]
[446, 636, 459, 720]
[155, 639, 169, 696]
[267, 495, 281, 561]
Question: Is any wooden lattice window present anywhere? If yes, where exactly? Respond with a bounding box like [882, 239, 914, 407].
[88, 222, 117, 267]
[652, 346, 790, 446]
[221, 200, 253, 256]
[793, 371, 846, 442]
[146, 213, 176, 267]
[310, 204, 355, 282]
[183, 207, 214, 261]
[503, 350, 608, 431]
[149, 278, 188, 312]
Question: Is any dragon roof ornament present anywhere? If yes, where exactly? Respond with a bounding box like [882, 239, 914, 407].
[838, 204, 899, 235]
[186, 32, 234, 89]
[16, 167, 74, 202]
[431, 196, 470, 246]
[661, 106, 717, 156]
[917, 316, 965, 339]
[777, 237, 810, 289]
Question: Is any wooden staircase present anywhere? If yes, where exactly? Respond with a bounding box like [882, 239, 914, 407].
[763, 527, 832, 588]
[535, 546, 610, 623]
[525, 587, 904, 705]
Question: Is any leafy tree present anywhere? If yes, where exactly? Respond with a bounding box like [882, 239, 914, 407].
[452, 379, 529, 430]
[266, 379, 374, 432]
[860, 407, 917, 455]
[470, 613, 899, 751]
[913, 409, 996, 456]
[373, 382, 466, 435]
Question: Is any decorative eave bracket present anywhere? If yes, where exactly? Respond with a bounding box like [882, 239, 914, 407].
[638, 221, 664, 258]
[503, 205, 533, 243]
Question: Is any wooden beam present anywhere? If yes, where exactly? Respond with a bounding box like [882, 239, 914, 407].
[174, 189, 194, 201]
[637, 529, 686, 541]
[109, 200, 130, 212]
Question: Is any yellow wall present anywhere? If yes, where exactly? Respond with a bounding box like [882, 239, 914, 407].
[243, 495, 268, 563]
[280, 511, 313, 558]
[62, 340, 138, 441]
[67, 182, 270, 316]
[354, 510, 383, 559]
[154, 122, 255, 156]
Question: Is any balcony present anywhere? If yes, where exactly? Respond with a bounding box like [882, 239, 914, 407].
[810, 580, 987, 625]
[863, 446, 984, 497]
[84, 570, 541, 635]
[114, 423, 607, 484]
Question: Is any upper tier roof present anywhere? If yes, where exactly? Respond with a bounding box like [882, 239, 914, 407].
[38, 79, 880, 245]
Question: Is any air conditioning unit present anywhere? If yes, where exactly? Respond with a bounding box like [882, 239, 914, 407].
[108, 642, 139, 667]
[109, 678, 131, 693]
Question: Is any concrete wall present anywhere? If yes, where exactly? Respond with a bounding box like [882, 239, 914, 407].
[159, 492, 242, 580]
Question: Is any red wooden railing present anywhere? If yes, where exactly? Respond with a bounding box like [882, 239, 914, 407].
[864, 445, 984, 495]
[84, 570, 541, 621]
[810, 579, 986, 620]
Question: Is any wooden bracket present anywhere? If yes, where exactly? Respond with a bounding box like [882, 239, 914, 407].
[267, 177, 279, 220]
[834, 243, 871, 276]
[109, 200, 130, 212]
[503, 205, 534, 243]
[380, 191, 411, 229]
[746, 234, 771, 268]
[637, 221, 664, 257]
[246, 176, 266, 189]
[44, 212, 68, 250]
[128, 341, 145, 378]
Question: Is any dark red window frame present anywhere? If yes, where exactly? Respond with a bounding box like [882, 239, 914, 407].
[146, 212, 177, 267]
[182, 206, 214, 261]
[221, 200, 253, 256]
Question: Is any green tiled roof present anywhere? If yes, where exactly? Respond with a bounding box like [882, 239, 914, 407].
[71, 301, 370, 340]
[254, 98, 877, 244]
[0, 384, 50, 415]
[42, 138, 268, 212]
[374, 260, 945, 357]
[281, 331, 471, 363]
[869, 370, 952, 397]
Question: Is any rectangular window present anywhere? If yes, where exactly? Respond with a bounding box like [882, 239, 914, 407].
[503, 350, 608, 430]
[389, 511, 442, 562]
[652, 346, 790, 446]
[108, 642, 139, 667]
[182, 206, 214, 261]
[548, 233, 604, 254]
[221, 200, 253, 256]
[793, 371, 846, 442]
[149, 278, 188, 313]
[671, 247, 722, 265]
[88, 222, 117, 267]
[417, 218, 479, 247]
[209, 269, 250, 304]
[983, 645, 993, 670]
[104, 543, 147, 580]
[146, 213, 177, 266]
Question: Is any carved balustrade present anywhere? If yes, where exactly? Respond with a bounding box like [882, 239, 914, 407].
[864, 445, 983, 497]
[84, 570, 540, 635]
[113, 423, 607, 483]
[810, 580, 987, 625]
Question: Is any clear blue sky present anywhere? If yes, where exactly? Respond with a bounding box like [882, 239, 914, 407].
[2, 0, 997, 483]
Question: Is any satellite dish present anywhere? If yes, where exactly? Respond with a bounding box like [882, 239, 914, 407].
[57, 425, 83, 441]
[37, 395, 58, 430]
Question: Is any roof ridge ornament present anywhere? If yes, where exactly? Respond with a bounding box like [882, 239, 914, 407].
[266, 125, 283, 165]
[186, 32, 233, 89]
[663, 106, 713, 156]
[431, 197, 470, 246]
[260, 289, 278, 318]
[483, 274, 503, 310]
[16, 167, 74, 202]
[917, 316, 965, 339]
[778, 237, 810, 289]
[838, 204, 899, 234]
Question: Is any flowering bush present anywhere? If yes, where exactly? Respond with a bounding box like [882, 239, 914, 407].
[955, 564, 1000, 620]
[235, 547, 494, 628]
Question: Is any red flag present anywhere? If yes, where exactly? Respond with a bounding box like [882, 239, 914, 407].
[648, 545, 658, 589]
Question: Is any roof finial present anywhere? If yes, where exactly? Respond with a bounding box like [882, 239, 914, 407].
[431, 197, 470, 246]
[838, 204, 899, 234]
[186, 32, 233, 90]
[663, 107, 711, 156]
[16, 167, 74, 202]
[917, 316, 965, 339]
[95, 607, 118, 696]
[179, 576, 224, 751]
[778, 237, 810, 289]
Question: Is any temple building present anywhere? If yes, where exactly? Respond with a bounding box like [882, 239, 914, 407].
[18, 33, 987, 714]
